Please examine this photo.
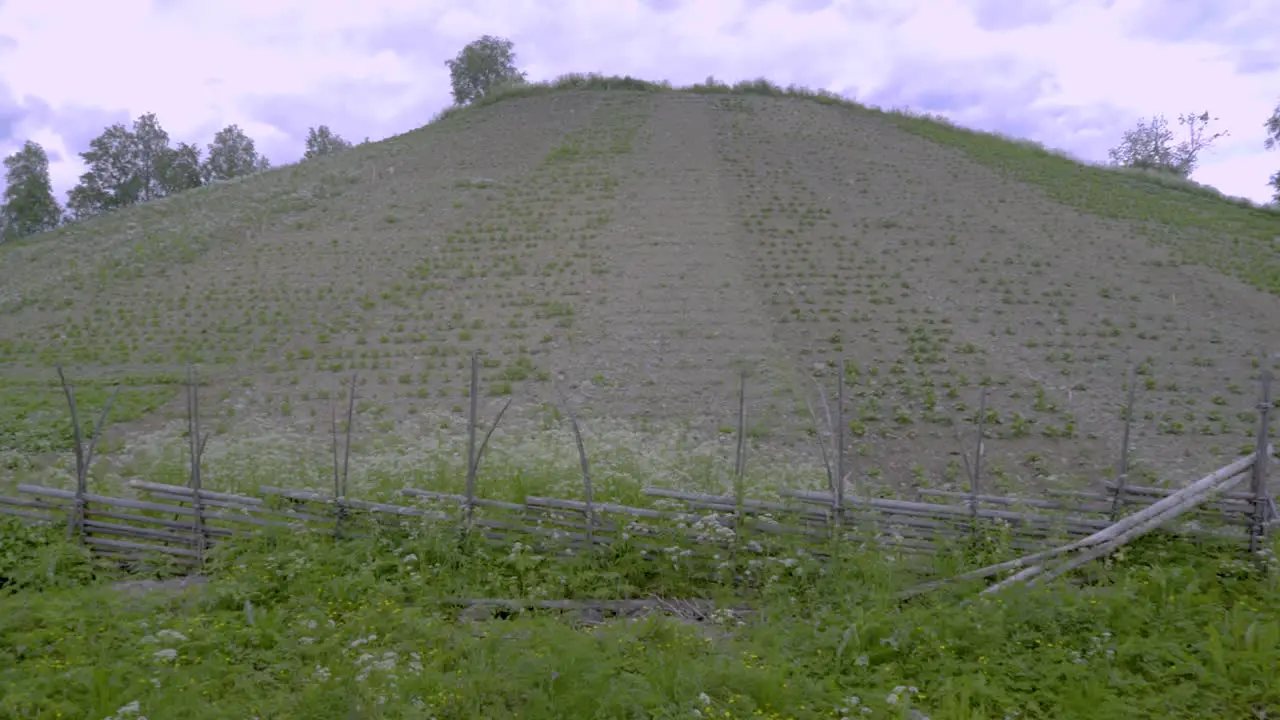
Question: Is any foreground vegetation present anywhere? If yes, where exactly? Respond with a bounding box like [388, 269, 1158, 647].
[1, 503, 1277, 719]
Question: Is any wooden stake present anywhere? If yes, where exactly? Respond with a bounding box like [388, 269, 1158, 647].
[1250, 354, 1273, 554]
[335, 371, 357, 538]
[56, 366, 118, 543]
[1109, 365, 1138, 521]
[464, 352, 480, 530]
[559, 391, 595, 548]
[970, 387, 987, 533]
[835, 359, 846, 528]
[734, 371, 748, 552]
[186, 364, 207, 566]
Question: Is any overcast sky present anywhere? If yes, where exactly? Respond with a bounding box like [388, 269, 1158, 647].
[1, 0, 1278, 206]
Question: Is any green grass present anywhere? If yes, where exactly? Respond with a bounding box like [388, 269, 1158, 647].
[0, 375, 179, 456]
[883, 111, 1280, 294]
[1, 513, 1276, 719]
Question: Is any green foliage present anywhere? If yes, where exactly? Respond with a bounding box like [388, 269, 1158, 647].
[157, 141, 204, 195]
[131, 112, 172, 202]
[0, 140, 62, 241]
[445, 35, 528, 106]
[202, 124, 271, 182]
[66, 122, 143, 220]
[1106, 111, 1228, 178]
[0, 518, 97, 593]
[884, 108, 1280, 293]
[303, 125, 353, 161]
[1266, 99, 1280, 203]
[0, 520, 1276, 719]
[0, 379, 176, 455]
[64, 113, 201, 219]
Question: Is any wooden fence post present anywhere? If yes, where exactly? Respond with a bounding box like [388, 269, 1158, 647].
[562, 398, 595, 549]
[734, 370, 748, 565]
[1109, 365, 1139, 521]
[834, 359, 846, 530]
[464, 353, 479, 531]
[56, 366, 118, 544]
[186, 364, 210, 566]
[1250, 357, 1273, 554]
[334, 371, 357, 539]
[969, 386, 987, 534]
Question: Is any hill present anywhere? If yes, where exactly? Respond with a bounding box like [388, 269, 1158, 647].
[1, 75, 1278, 501]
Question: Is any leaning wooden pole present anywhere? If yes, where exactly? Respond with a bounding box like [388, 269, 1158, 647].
[903, 450, 1263, 598]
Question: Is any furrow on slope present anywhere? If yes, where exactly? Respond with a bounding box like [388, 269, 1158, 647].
[562, 95, 797, 442]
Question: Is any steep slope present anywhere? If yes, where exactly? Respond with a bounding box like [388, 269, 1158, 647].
[1, 86, 1276, 496]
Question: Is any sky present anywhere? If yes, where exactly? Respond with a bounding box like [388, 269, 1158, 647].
[1, 0, 1278, 206]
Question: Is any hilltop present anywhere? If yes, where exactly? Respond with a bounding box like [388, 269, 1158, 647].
[1, 74, 1278, 500]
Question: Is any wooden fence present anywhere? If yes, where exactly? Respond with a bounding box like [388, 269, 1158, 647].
[0, 354, 1275, 590]
[0, 451, 1272, 574]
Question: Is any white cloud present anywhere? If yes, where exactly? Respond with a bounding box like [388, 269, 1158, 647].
[1, 0, 1277, 204]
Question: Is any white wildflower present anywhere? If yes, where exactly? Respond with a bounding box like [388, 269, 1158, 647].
[152, 648, 177, 661]
[348, 633, 377, 649]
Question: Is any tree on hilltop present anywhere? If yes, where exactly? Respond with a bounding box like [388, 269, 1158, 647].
[65, 113, 191, 219]
[0, 141, 63, 241]
[157, 141, 204, 195]
[66, 122, 143, 219]
[1265, 100, 1280, 203]
[303, 125, 352, 160]
[132, 112, 171, 202]
[1107, 111, 1228, 178]
[445, 35, 527, 106]
[202, 124, 271, 182]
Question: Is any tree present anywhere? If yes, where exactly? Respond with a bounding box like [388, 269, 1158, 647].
[131, 113, 172, 202]
[303, 125, 352, 160]
[157, 141, 204, 195]
[66, 123, 143, 219]
[1107, 111, 1228, 178]
[1265, 100, 1280, 202]
[202, 124, 270, 182]
[445, 35, 527, 106]
[0, 141, 62, 241]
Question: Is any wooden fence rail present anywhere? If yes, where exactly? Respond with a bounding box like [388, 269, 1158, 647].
[1, 451, 1269, 575]
[1, 359, 1274, 590]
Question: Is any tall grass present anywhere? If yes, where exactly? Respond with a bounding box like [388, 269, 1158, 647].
[1, 504, 1277, 719]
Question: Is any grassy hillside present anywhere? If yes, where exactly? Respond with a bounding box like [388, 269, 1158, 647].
[0, 73, 1277, 504]
[2, 73, 1279, 720]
